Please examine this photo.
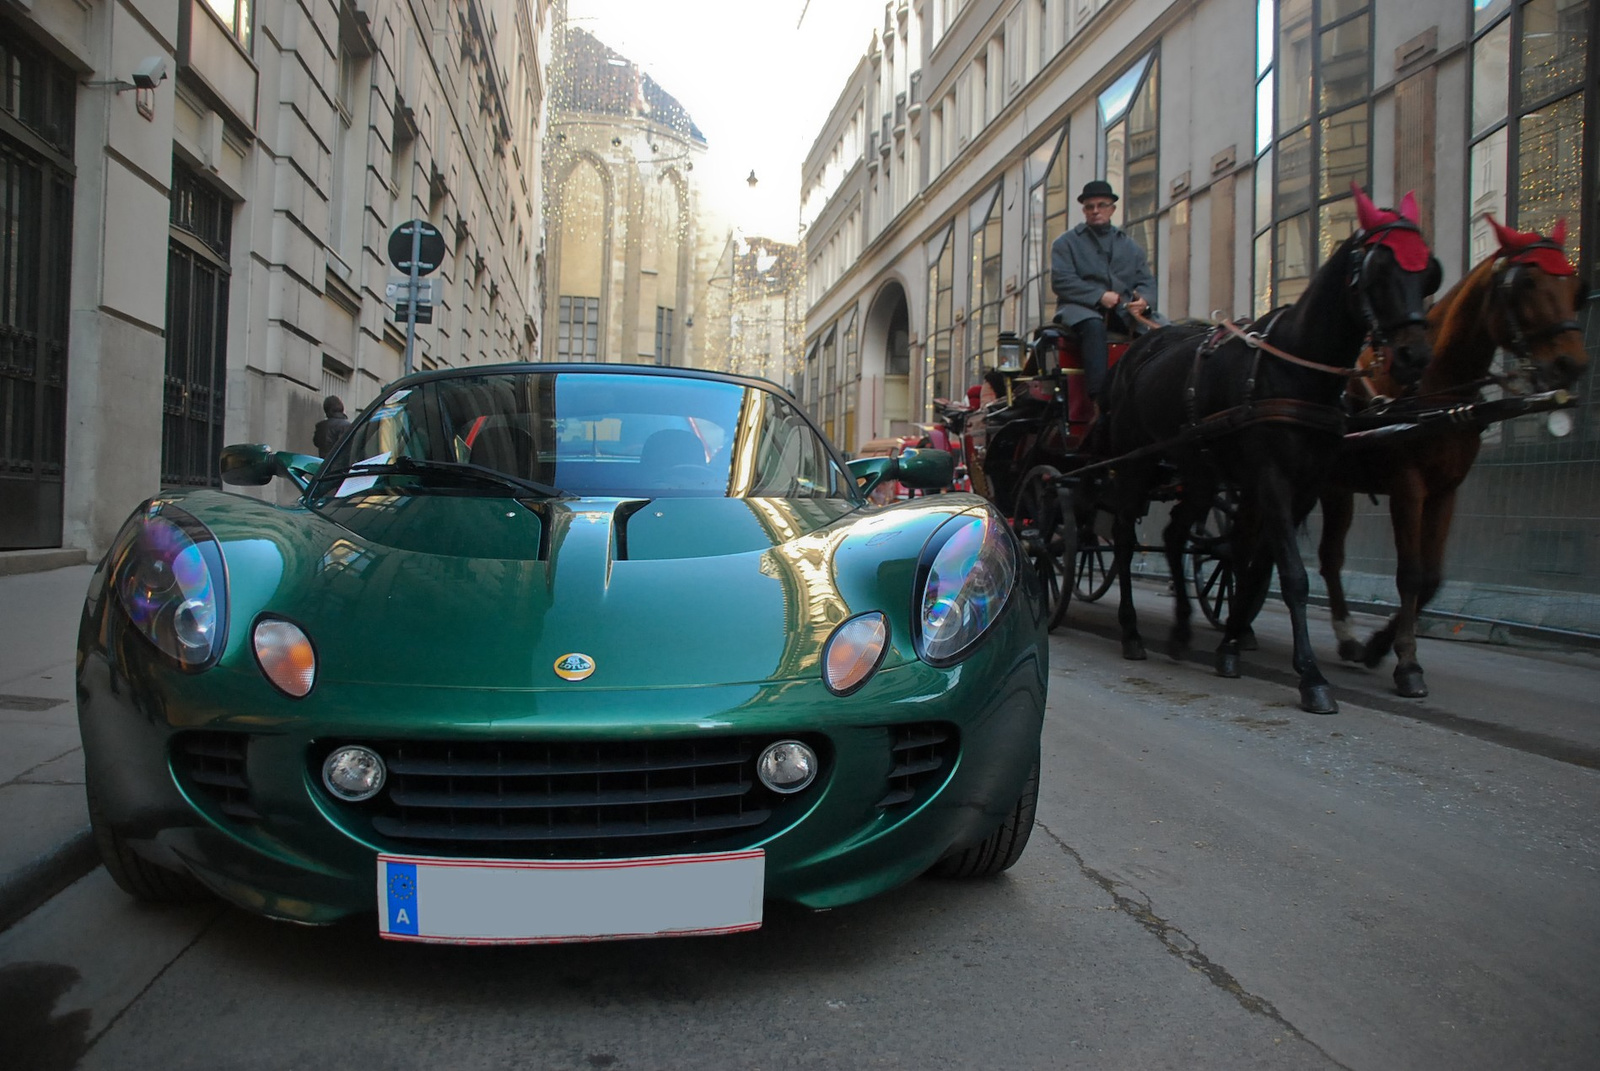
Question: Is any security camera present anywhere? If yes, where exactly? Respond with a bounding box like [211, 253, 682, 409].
[132, 57, 169, 90]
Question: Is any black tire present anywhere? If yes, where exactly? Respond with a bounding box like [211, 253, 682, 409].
[929, 759, 1040, 879]
[1189, 494, 1238, 630]
[87, 772, 210, 903]
[1013, 466, 1067, 630]
[1073, 531, 1118, 602]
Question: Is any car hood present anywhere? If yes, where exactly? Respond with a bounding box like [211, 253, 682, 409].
[193, 491, 969, 691]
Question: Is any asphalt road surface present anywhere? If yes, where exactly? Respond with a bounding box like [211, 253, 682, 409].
[3, 585, 1596, 1071]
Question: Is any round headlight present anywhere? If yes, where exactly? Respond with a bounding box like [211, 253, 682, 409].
[111, 508, 227, 671]
[916, 510, 1016, 666]
[254, 618, 317, 698]
[757, 740, 818, 794]
[322, 746, 386, 801]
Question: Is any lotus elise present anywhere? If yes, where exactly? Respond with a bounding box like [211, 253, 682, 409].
[77, 363, 1048, 944]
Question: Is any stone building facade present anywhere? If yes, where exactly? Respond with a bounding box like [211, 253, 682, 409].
[542, 20, 716, 367]
[700, 233, 805, 388]
[1, 0, 552, 556]
[800, 0, 1598, 630]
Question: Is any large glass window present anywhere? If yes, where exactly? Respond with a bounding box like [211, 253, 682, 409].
[1022, 125, 1069, 332]
[1100, 51, 1160, 278]
[1254, 0, 1371, 312]
[556, 296, 599, 361]
[925, 224, 956, 415]
[967, 185, 1003, 389]
[1469, 0, 1591, 274]
[841, 310, 858, 452]
[202, 0, 253, 51]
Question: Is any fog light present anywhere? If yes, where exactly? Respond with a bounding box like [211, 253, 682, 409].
[757, 740, 817, 794]
[322, 746, 386, 801]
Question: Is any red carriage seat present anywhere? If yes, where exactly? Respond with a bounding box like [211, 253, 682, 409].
[1029, 324, 1134, 432]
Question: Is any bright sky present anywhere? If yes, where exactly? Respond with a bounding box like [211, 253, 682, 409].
[564, 0, 885, 244]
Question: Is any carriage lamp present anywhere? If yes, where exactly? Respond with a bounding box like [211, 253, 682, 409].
[322, 746, 386, 801]
[757, 740, 817, 794]
[996, 331, 1023, 371]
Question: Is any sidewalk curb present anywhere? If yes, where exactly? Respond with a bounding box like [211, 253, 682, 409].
[0, 828, 99, 934]
[0, 549, 90, 578]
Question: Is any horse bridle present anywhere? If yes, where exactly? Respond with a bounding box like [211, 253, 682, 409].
[1348, 220, 1432, 370]
[1493, 243, 1584, 372]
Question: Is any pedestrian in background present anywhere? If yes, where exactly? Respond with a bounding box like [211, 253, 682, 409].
[313, 395, 352, 458]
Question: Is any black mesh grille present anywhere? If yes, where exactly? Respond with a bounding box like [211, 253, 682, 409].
[878, 722, 959, 808]
[327, 736, 823, 860]
[174, 731, 259, 820]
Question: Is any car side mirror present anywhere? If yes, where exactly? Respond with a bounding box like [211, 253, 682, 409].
[220, 444, 322, 492]
[893, 447, 955, 490]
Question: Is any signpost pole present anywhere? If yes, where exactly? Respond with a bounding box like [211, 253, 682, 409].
[403, 222, 422, 375]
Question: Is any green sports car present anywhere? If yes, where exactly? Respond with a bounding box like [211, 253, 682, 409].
[77, 363, 1048, 944]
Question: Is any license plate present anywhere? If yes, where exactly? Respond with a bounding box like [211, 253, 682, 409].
[376, 850, 764, 944]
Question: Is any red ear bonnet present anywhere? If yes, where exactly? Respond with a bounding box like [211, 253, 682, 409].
[1486, 214, 1576, 276]
[1351, 183, 1430, 272]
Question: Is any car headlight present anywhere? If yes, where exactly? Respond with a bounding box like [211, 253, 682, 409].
[914, 509, 1016, 666]
[111, 505, 228, 671]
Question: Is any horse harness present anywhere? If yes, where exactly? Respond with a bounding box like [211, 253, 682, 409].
[1174, 311, 1347, 442]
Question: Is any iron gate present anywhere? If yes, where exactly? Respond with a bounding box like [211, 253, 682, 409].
[0, 28, 75, 549]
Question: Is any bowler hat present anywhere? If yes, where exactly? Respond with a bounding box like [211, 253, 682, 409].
[1078, 180, 1118, 204]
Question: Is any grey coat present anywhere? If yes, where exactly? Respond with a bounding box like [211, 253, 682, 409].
[1050, 222, 1157, 326]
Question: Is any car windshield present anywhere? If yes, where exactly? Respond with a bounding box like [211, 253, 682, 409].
[316, 369, 855, 501]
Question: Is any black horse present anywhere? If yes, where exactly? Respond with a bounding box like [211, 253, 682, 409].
[1080, 188, 1442, 713]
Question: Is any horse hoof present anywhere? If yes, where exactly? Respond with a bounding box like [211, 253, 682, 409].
[1122, 639, 1148, 661]
[1394, 668, 1428, 698]
[1166, 637, 1189, 661]
[1361, 644, 1387, 670]
[1338, 639, 1365, 663]
[1301, 685, 1338, 715]
[1215, 649, 1240, 678]
[1240, 628, 1258, 652]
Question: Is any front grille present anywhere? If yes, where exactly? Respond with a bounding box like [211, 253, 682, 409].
[174, 731, 260, 820]
[878, 722, 959, 808]
[328, 737, 823, 859]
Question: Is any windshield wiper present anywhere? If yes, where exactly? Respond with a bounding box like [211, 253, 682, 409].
[319, 457, 570, 499]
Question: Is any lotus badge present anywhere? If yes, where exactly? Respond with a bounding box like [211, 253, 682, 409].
[554, 653, 595, 681]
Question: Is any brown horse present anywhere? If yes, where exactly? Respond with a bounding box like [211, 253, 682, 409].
[1317, 217, 1590, 697]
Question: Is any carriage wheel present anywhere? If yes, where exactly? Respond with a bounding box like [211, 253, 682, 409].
[1073, 530, 1118, 602]
[1189, 493, 1238, 629]
[1014, 466, 1068, 628]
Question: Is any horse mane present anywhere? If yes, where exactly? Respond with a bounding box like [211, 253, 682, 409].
[1268, 231, 1364, 351]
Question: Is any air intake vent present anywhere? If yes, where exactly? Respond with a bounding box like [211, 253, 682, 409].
[174, 732, 259, 820]
[877, 722, 958, 808]
[325, 736, 825, 860]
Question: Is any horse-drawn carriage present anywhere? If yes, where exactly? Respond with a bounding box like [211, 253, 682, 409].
[947, 190, 1586, 713]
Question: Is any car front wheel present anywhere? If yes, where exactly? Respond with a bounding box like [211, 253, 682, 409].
[928, 758, 1039, 879]
[86, 773, 211, 903]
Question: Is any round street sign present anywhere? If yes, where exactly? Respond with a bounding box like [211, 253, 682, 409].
[388, 219, 447, 275]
